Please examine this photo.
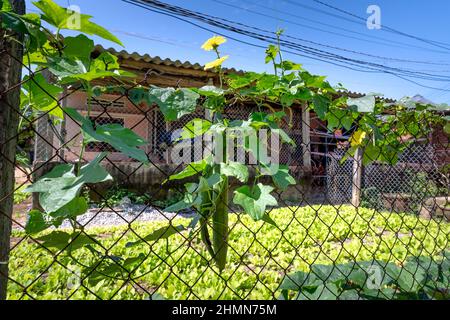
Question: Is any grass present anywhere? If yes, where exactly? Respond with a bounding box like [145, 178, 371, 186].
[7, 205, 449, 300]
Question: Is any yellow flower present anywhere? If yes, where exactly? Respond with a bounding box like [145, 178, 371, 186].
[204, 55, 229, 70]
[350, 130, 366, 147]
[201, 35, 226, 51]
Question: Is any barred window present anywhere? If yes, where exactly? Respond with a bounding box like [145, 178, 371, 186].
[86, 117, 125, 152]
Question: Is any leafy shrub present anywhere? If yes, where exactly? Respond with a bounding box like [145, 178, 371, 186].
[280, 251, 449, 300]
[98, 186, 148, 207]
[361, 187, 382, 210]
[95, 187, 184, 208]
[362, 170, 448, 213]
[152, 190, 184, 209]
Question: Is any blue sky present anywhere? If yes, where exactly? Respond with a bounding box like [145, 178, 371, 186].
[26, 0, 450, 103]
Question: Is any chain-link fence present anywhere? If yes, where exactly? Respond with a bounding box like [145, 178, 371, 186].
[1, 44, 449, 301]
[327, 143, 449, 215]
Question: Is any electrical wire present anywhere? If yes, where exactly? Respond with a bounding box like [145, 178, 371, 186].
[122, 0, 450, 92]
[213, 0, 450, 65]
[310, 0, 450, 50]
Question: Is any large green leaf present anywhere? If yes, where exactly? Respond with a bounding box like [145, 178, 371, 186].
[36, 231, 97, 251]
[233, 183, 278, 221]
[167, 158, 208, 181]
[47, 55, 87, 79]
[194, 86, 226, 111]
[397, 262, 427, 292]
[51, 61, 134, 84]
[348, 95, 376, 113]
[33, 0, 122, 45]
[25, 153, 112, 213]
[296, 283, 339, 300]
[48, 49, 134, 84]
[126, 225, 186, 247]
[263, 164, 296, 191]
[94, 124, 148, 163]
[51, 196, 88, 218]
[301, 72, 328, 88]
[77, 152, 113, 184]
[256, 74, 279, 92]
[64, 108, 148, 163]
[25, 210, 62, 234]
[0, 11, 47, 51]
[280, 271, 309, 291]
[178, 118, 211, 141]
[148, 87, 199, 121]
[25, 197, 87, 234]
[227, 72, 262, 89]
[192, 85, 225, 97]
[21, 73, 63, 118]
[25, 174, 78, 213]
[63, 34, 94, 63]
[337, 289, 360, 300]
[220, 161, 249, 183]
[311, 95, 330, 120]
[91, 52, 120, 71]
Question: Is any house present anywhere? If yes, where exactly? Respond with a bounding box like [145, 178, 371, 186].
[32, 46, 449, 204]
[34, 46, 333, 170]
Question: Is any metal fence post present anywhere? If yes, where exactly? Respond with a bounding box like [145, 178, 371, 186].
[0, 0, 26, 300]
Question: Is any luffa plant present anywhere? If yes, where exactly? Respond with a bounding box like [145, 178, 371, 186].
[127, 35, 298, 271]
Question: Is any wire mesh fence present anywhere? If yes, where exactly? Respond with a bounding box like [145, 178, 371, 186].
[327, 143, 448, 213]
[1, 45, 449, 301]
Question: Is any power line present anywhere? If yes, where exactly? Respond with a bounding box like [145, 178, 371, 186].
[213, 0, 413, 52]
[282, 0, 364, 26]
[110, 29, 258, 60]
[127, 0, 450, 81]
[310, 0, 450, 51]
[111, 29, 196, 48]
[121, 0, 388, 74]
[213, 0, 450, 65]
[231, 0, 450, 56]
[122, 0, 450, 92]
[124, 0, 450, 84]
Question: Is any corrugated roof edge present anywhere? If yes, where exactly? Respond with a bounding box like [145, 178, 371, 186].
[95, 45, 403, 103]
[93, 45, 244, 74]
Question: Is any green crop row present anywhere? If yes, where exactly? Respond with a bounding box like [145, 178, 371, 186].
[7, 205, 449, 300]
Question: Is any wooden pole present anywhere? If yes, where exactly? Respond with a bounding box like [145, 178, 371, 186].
[0, 0, 26, 300]
[301, 103, 312, 175]
[351, 147, 363, 207]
